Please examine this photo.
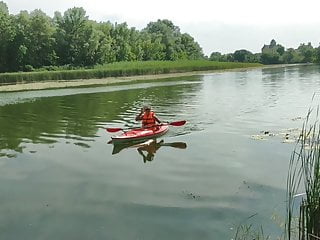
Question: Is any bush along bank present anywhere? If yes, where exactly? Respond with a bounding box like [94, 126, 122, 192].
[0, 60, 262, 85]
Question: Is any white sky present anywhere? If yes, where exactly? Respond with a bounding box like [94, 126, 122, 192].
[4, 0, 320, 55]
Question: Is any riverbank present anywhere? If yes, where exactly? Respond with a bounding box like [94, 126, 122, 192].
[0, 67, 260, 92]
[0, 62, 302, 92]
[0, 60, 263, 92]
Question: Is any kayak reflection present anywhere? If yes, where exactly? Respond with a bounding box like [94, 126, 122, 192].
[110, 139, 187, 163]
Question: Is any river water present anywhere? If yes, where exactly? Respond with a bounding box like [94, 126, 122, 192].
[0, 64, 319, 239]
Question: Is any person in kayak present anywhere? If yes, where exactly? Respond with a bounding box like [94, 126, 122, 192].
[135, 105, 161, 128]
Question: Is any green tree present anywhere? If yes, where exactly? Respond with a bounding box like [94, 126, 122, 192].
[129, 27, 145, 61]
[276, 45, 285, 55]
[0, 4, 205, 71]
[297, 43, 314, 63]
[110, 23, 137, 62]
[94, 21, 116, 64]
[209, 52, 222, 61]
[7, 11, 31, 71]
[0, 1, 15, 72]
[180, 33, 203, 59]
[251, 53, 261, 63]
[217, 53, 235, 62]
[140, 32, 165, 60]
[282, 48, 303, 63]
[233, 49, 253, 62]
[25, 9, 57, 68]
[144, 19, 203, 61]
[314, 45, 320, 63]
[261, 52, 280, 64]
[144, 19, 177, 60]
[54, 7, 100, 66]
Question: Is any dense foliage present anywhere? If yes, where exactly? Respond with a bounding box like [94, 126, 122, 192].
[2, 0, 318, 75]
[0, 2, 204, 73]
[210, 39, 320, 64]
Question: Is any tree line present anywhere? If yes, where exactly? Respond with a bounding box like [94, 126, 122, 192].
[0, 1, 204, 73]
[1, 1, 319, 74]
[210, 39, 320, 64]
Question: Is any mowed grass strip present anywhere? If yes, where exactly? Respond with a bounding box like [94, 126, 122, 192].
[0, 60, 262, 85]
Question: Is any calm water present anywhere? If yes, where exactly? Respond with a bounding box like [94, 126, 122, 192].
[0, 64, 320, 240]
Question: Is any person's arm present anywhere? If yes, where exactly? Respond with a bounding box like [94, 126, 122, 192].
[135, 108, 144, 121]
[137, 149, 147, 163]
[154, 115, 161, 124]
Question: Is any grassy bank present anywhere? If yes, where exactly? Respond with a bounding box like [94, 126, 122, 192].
[0, 60, 262, 85]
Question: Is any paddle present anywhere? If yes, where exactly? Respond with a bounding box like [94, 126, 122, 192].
[160, 142, 187, 149]
[106, 120, 186, 133]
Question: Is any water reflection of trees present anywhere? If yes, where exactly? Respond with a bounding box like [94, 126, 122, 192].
[0, 77, 201, 154]
[261, 67, 285, 84]
[297, 63, 320, 79]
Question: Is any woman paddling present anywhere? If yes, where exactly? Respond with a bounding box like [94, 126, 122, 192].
[135, 105, 161, 128]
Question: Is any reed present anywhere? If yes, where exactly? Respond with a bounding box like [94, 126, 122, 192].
[0, 60, 261, 85]
[286, 106, 320, 240]
[234, 224, 271, 240]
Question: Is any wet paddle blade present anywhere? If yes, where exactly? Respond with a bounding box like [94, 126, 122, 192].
[169, 120, 186, 126]
[106, 128, 123, 133]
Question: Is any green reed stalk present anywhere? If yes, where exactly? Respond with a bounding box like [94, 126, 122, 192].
[286, 107, 320, 240]
[234, 224, 270, 240]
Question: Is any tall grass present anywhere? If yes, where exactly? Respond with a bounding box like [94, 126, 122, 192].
[286, 107, 320, 240]
[234, 224, 271, 240]
[0, 60, 262, 85]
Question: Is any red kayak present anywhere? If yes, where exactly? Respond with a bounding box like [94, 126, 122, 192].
[111, 125, 169, 143]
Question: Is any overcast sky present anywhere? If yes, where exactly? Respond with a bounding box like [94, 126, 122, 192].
[4, 0, 320, 56]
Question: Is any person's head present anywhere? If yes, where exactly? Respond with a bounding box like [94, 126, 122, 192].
[143, 105, 151, 112]
[146, 152, 154, 161]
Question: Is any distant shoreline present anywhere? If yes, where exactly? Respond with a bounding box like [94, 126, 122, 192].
[0, 64, 305, 92]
